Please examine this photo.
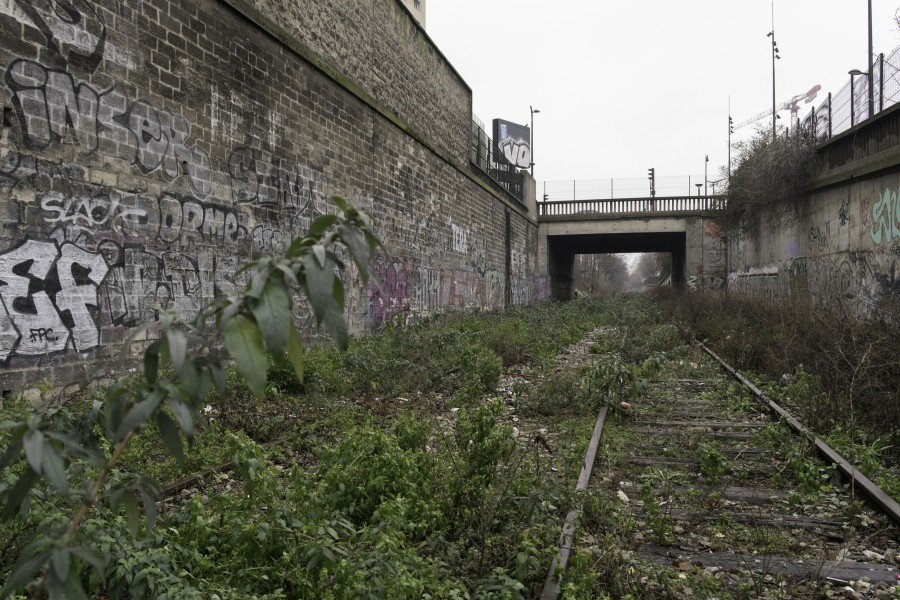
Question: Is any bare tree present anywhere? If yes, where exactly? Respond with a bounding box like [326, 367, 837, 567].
[573, 253, 629, 295]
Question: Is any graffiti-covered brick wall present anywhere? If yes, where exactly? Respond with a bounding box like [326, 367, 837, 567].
[0, 0, 537, 394]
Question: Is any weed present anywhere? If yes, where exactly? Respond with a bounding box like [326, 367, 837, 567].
[698, 442, 727, 482]
[585, 352, 662, 409]
[519, 369, 586, 417]
[786, 444, 826, 497]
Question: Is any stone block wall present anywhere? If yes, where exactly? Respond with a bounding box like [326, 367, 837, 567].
[0, 0, 537, 394]
[242, 0, 469, 164]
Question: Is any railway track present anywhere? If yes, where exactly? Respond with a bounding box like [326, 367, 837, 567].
[544, 344, 900, 599]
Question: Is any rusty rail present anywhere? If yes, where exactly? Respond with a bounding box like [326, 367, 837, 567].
[700, 342, 900, 527]
[541, 405, 609, 600]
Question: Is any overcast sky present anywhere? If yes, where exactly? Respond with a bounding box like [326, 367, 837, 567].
[427, 1, 900, 188]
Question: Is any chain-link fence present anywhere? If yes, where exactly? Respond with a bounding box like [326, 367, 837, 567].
[799, 45, 900, 140]
[539, 175, 721, 202]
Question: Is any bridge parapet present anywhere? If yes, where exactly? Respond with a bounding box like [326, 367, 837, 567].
[538, 196, 726, 218]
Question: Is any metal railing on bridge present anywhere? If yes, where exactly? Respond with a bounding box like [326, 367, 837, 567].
[538, 195, 725, 217]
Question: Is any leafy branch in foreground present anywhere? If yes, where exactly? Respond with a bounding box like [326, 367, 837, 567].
[0, 196, 378, 599]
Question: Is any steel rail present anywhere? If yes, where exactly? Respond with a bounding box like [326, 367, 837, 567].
[540, 405, 608, 600]
[700, 342, 900, 527]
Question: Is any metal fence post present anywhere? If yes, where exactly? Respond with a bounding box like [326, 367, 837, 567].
[879, 53, 884, 112]
[828, 93, 832, 139]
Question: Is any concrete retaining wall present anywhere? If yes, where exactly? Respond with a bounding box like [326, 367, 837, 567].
[727, 108, 900, 314]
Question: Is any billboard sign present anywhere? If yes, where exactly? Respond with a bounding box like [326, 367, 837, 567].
[492, 118, 531, 169]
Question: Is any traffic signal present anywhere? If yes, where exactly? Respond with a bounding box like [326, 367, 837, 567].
[729, 116, 734, 135]
[647, 167, 656, 197]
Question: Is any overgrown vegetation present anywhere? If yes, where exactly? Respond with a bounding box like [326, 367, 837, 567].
[0, 197, 381, 599]
[1, 277, 641, 598]
[661, 289, 900, 495]
[565, 300, 900, 600]
[1, 253, 897, 599]
[721, 126, 821, 230]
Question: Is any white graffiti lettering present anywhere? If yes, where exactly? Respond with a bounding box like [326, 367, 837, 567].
[40, 190, 148, 234]
[498, 138, 531, 169]
[451, 223, 468, 254]
[54, 243, 108, 351]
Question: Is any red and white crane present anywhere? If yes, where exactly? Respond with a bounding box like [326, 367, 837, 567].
[734, 84, 822, 129]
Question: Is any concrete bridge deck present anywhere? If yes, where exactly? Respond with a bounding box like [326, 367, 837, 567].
[536, 196, 727, 298]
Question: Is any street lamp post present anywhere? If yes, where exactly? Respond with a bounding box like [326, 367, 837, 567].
[868, 0, 875, 119]
[704, 155, 709, 196]
[849, 71, 860, 126]
[695, 183, 703, 198]
[530, 106, 540, 177]
[728, 97, 734, 184]
[767, 4, 781, 143]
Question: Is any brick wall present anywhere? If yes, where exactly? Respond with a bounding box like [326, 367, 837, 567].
[241, 0, 469, 164]
[0, 0, 537, 394]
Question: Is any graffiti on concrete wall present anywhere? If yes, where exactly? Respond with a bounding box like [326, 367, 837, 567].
[839, 198, 849, 228]
[870, 183, 900, 246]
[537, 276, 549, 301]
[688, 221, 726, 291]
[795, 254, 880, 314]
[705, 223, 726, 290]
[729, 253, 892, 317]
[728, 269, 779, 304]
[809, 222, 830, 251]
